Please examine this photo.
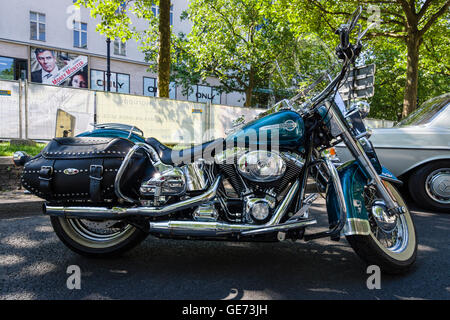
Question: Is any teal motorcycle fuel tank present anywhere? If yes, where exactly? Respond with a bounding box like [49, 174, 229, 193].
[225, 110, 305, 151]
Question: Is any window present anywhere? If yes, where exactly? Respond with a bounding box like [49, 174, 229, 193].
[0, 56, 28, 81]
[90, 69, 130, 93]
[143, 77, 176, 99]
[73, 21, 87, 48]
[30, 12, 45, 41]
[151, 4, 174, 25]
[188, 85, 220, 104]
[114, 39, 127, 56]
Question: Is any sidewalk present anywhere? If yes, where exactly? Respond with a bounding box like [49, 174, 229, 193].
[0, 189, 44, 218]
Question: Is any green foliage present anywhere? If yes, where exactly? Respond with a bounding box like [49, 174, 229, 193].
[0, 143, 46, 157]
[178, 0, 299, 107]
[280, 0, 450, 120]
[76, 0, 449, 118]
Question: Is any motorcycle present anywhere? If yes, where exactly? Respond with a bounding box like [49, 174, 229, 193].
[14, 7, 417, 274]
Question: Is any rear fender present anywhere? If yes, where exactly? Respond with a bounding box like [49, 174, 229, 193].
[77, 128, 146, 144]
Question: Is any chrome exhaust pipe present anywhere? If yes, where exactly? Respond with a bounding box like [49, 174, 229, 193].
[149, 180, 316, 237]
[149, 219, 317, 237]
[45, 176, 222, 219]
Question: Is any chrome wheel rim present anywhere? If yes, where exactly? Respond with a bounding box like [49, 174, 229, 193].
[369, 212, 409, 254]
[68, 219, 133, 242]
[365, 183, 416, 261]
[59, 218, 136, 249]
[425, 168, 450, 204]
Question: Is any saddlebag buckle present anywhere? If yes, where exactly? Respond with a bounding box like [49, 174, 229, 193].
[89, 164, 104, 202]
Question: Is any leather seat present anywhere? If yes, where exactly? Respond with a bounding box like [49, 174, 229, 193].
[145, 137, 225, 166]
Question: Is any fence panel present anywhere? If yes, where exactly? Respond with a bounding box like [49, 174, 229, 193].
[0, 80, 395, 142]
[365, 118, 395, 128]
[0, 80, 21, 139]
[96, 92, 206, 145]
[209, 104, 265, 139]
[26, 82, 95, 140]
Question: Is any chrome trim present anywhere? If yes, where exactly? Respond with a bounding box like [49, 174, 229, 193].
[13, 151, 30, 166]
[149, 180, 301, 237]
[45, 176, 222, 219]
[240, 219, 317, 236]
[342, 218, 371, 236]
[237, 151, 287, 183]
[182, 160, 209, 191]
[303, 157, 348, 241]
[326, 157, 347, 223]
[114, 143, 172, 203]
[151, 218, 316, 237]
[326, 101, 399, 211]
[425, 168, 450, 204]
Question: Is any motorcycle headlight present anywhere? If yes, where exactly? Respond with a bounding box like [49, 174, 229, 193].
[350, 101, 371, 119]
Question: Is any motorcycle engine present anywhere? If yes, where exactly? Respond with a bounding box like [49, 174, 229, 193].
[219, 150, 305, 224]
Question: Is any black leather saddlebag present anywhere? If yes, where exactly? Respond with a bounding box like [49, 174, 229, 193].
[21, 137, 149, 203]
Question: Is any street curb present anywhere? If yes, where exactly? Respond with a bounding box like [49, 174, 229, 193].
[0, 156, 13, 165]
[0, 200, 45, 219]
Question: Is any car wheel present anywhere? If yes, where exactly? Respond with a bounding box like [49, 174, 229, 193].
[408, 161, 450, 212]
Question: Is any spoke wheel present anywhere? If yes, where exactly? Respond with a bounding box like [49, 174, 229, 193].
[346, 181, 417, 274]
[51, 216, 148, 257]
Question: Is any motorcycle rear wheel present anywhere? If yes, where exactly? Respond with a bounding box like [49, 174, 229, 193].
[346, 181, 417, 274]
[51, 216, 148, 258]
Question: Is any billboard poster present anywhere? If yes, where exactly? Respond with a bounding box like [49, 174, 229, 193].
[30, 47, 88, 88]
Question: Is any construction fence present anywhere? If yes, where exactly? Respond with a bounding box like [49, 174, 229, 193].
[0, 79, 263, 145]
[0, 79, 394, 144]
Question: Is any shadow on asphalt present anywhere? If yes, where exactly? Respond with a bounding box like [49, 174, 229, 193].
[0, 197, 448, 300]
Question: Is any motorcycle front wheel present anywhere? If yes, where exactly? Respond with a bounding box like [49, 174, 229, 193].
[346, 181, 417, 274]
[50, 216, 148, 258]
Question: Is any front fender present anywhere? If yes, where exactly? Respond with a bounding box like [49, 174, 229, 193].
[326, 160, 399, 236]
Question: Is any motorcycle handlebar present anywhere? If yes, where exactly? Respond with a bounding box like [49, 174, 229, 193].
[347, 6, 362, 33]
[335, 6, 363, 59]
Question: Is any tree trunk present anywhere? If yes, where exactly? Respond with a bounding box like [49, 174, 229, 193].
[158, 0, 171, 98]
[402, 33, 421, 118]
[244, 67, 255, 107]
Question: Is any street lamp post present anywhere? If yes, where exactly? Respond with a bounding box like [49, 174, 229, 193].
[106, 37, 111, 92]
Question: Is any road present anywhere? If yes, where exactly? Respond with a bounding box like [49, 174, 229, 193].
[0, 197, 449, 300]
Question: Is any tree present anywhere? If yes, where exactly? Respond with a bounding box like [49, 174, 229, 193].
[76, 0, 172, 98]
[287, 0, 450, 117]
[180, 0, 297, 107]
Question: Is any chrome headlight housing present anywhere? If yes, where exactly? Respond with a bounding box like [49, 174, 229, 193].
[350, 100, 371, 119]
[237, 151, 286, 183]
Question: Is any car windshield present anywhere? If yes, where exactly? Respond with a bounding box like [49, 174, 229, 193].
[396, 94, 450, 127]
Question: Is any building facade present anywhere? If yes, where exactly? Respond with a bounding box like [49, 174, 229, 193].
[0, 0, 246, 106]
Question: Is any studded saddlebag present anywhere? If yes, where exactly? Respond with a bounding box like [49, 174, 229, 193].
[21, 137, 149, 203]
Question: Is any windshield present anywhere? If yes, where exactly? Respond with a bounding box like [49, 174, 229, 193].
[396, 93, 450, 127]
[269, 34, 340, 105]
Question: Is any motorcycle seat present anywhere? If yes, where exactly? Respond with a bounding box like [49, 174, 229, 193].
[145, 137, 225, 166]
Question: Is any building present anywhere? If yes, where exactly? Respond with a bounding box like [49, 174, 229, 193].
[0, 0, 245, 106]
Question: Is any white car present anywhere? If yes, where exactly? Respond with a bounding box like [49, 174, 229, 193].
[336, 93, 450, 212]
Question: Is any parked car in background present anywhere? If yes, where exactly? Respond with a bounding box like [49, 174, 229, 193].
[335, 93, 450, 212]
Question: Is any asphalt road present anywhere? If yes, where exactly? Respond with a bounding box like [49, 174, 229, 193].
[0, 197, 449, 300]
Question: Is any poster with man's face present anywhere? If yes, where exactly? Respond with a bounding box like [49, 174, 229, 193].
[30, 47, 88, 88]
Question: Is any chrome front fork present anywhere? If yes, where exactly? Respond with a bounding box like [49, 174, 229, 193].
[326, 102, 405, 215]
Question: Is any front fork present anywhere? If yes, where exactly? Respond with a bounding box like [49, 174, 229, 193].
[325, 101, 406, 216]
